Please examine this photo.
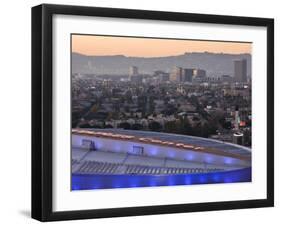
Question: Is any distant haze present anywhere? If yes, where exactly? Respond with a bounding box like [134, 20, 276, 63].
[72, 52, 251, 76]
[72, 35, 252, 57]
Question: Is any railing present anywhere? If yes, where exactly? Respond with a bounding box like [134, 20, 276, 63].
[74, 160, 223, 175]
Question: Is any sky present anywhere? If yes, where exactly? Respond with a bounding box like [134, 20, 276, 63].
[72, 34, 252, 57]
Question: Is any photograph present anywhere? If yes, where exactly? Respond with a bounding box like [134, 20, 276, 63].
[71, 34, 252, 190]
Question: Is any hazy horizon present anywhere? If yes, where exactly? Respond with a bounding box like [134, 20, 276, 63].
[72, 35, 252, 58]
[72, 51, 251, 58]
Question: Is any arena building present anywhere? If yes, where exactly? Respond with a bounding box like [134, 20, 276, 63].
[71, 129, 251, 190]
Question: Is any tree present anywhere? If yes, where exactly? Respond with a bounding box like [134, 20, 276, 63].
[131, 123, 143, 130]
[192, 123, 203, 137]
[106, 112, 113, 120]
[243, 129, 252, 147]
[148, 96, 155, 114]
[148, 121, 162, 131]
[222, 121, 232, 130]
[79, 123, 91, 128]
[90, 124, 102, 128]
[180, 118, 193, 135]
[90, 104, 99, 113]
[200, 121, 218, 138]
[118, 122, 131, 130]
[164, 121, 177, 133]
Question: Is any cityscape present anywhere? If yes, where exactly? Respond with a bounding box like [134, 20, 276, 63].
[72, 56, 251, 147]
[71, 35, 252, 190]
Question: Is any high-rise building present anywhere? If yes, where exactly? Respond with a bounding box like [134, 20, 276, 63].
[170, 67, 183, 82]
[193, 69, 206, 78]
[234, 59, 247, 82]
[154, 70, 170, 82]
[160, 73, 170, 82]
[129, 66, 138, 76]
[182, 69, 194, 82]
[192, 69, 207, 83]
[129, 66, 141, 82]
[171, 67, 207, 83]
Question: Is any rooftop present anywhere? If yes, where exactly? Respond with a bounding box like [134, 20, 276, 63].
[72, 129, 251, 160]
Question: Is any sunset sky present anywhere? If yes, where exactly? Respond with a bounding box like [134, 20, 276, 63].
[72, 34, 252, 57]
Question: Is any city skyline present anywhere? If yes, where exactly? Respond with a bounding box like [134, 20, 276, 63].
[72, 35, 252, 57]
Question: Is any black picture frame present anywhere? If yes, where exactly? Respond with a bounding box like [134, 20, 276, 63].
[32, 3, 274, 222]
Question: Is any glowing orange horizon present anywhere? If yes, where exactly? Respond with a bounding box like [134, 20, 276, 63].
[72, 34, 252, 57]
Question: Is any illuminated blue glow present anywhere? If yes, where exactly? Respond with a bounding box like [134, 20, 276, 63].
[205, 156, 213, 163]
[72, 168, 251, 190]
[114, 144, 121, 152]
[212, 174, 220, 182]
[147, 148, 158, 156]
[167, 151, 176, 158]
[224, 178, 234, 183]
[129, 177, 139, 187]
[92, 139, 103, 149]
[199, 175, 207, 183]
[167, 176, 176, 186]
[112, 182, 122, 188]
[224, 158, 233, 165]
[149, 180, 157, 187]
[184, 176, 192, 185]
[186, 154, 194, 161]
[72, 185, 80, 190]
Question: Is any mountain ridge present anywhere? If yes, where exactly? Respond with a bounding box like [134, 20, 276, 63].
[72, 52, 251, 77]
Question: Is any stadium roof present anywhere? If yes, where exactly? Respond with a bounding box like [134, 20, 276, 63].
[72, 129, 251, 161]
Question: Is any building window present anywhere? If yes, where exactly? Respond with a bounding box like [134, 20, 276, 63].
[81, 139, 95, 150]
[131, 146, 144, 155]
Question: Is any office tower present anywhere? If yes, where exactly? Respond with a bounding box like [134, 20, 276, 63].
[154, 70, 170, 82]
[129, 66, 142, 82]
[234, 59, 247, 82]
[193, 69, 206, 78]
[183, 68, 194, 82]
[170, 67, 183, 82]
[192, 69, 207, 83]
[129, 66, 138, 77]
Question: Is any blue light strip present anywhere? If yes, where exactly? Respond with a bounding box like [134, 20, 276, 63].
[72, 167, 251, 190]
